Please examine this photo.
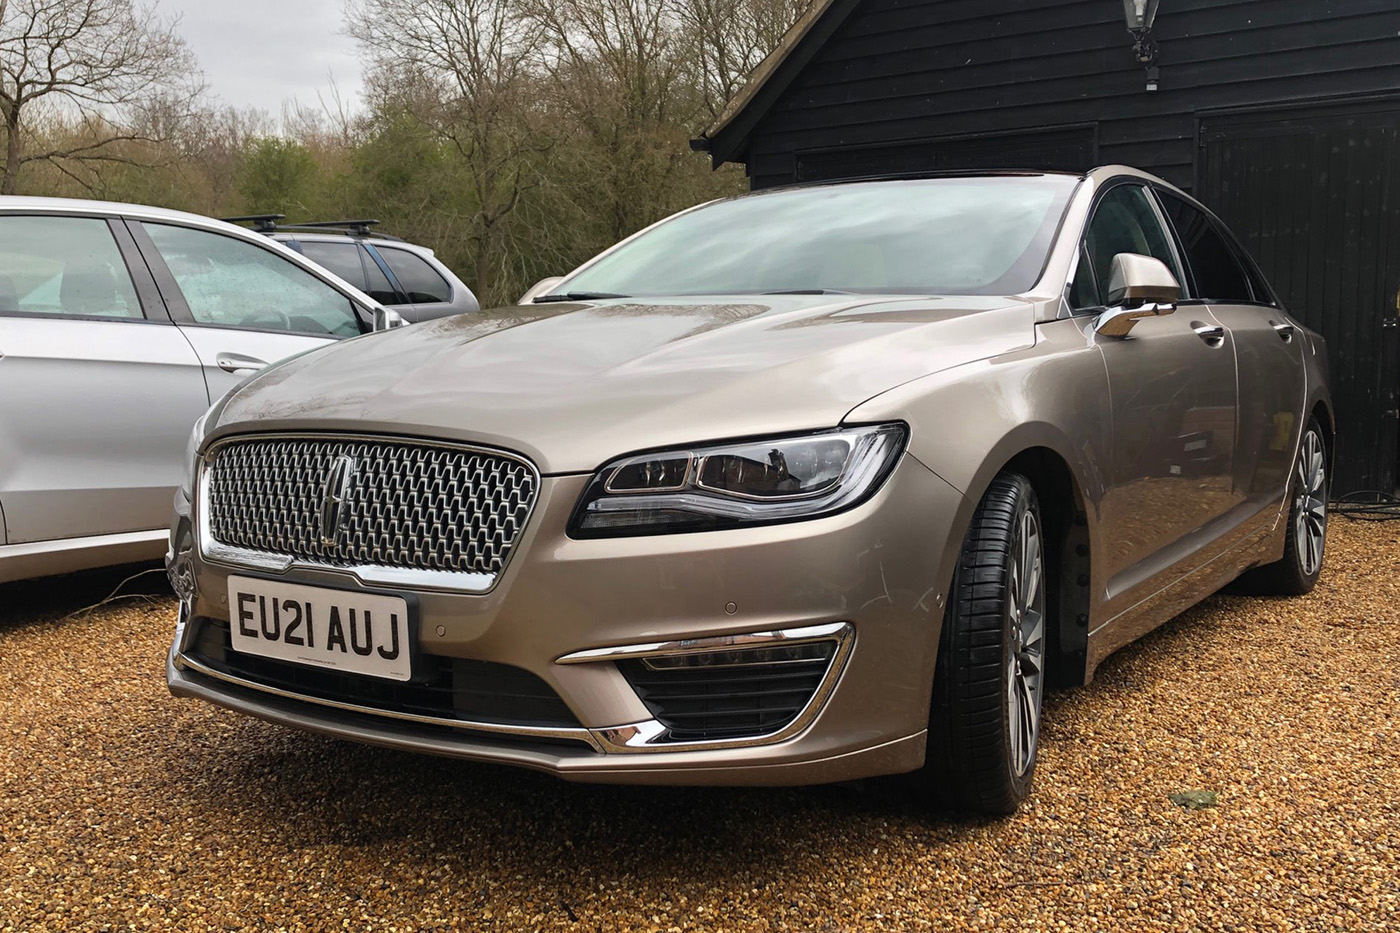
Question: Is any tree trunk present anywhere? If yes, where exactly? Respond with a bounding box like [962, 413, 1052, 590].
[2, 104, 21, 196]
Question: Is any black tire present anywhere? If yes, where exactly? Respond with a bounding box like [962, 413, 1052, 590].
[1232, 418, 1328, 597]
[923, 472, 1048, 815]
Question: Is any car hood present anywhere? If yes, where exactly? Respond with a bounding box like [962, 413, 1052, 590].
[215, 295, 1035, 474]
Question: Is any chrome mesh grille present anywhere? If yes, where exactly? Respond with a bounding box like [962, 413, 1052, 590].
[204, 436, 538, 578]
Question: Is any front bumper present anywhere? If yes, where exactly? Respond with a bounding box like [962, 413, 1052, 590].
[168, 454, 964, 785]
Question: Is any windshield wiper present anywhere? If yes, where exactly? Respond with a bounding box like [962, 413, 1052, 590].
[533, 291, 631, 303]
[761, 288, 857, 295]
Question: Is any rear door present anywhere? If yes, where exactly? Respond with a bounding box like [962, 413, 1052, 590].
[129, 221, 370, 400]
[0, 213, 209, 543]
[1073, 183, 1240, 610]
[1155, 189, 1307, 514]
[370, 244, 456, 322]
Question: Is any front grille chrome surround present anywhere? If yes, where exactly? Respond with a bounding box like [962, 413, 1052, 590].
[196, 433, 541, 593]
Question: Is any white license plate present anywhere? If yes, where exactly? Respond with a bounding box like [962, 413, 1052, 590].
[227, 576, 412, 682]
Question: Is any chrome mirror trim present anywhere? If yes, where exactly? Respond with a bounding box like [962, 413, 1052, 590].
[1092, 301, 1176, 338]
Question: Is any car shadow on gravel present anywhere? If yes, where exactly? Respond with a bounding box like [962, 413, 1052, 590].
[0, 561, 168, 631]
[147, 586, 1256, 890]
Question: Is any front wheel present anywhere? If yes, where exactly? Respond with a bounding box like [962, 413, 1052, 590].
[1233, 419, 1328, 596]
[923, 472, 1047, 815]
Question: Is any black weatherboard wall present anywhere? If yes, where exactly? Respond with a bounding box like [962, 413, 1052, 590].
[701, 0, 1400, 495]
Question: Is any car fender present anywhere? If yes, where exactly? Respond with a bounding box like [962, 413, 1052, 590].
[845, 315, 1113, 632]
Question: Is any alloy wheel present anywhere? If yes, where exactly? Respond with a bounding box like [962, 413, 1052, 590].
[1294, 430, 1327, 577]
[1006, 507, 1047, 778]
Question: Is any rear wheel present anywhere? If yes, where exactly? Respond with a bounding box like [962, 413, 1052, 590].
[1233, 420, 1328, 596]
[924, 473, 1047, 815]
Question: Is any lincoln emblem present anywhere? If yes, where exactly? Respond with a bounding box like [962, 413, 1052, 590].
[319, 455, 357, 546]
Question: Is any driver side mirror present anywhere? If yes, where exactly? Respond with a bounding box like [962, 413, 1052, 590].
[372, 305, 406, 332]
[1093, 254, 1182, 337]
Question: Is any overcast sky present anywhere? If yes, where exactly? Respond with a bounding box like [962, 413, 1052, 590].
[152, 0, 365, 120]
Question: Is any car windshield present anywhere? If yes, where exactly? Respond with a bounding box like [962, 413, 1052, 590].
[552, 175, 1080, 299]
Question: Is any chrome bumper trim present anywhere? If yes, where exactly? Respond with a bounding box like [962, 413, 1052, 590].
[175, 621, 854, 756]
[554, 621, 852, 664]
[177, 653, 604, 751]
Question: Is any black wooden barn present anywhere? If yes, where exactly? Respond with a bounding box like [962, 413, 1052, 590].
[694, 0, 1400, 495]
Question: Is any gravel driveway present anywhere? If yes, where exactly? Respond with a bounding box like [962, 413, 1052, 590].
[2, 521, 1397, 932]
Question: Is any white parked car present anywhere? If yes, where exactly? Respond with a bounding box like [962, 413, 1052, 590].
[0, 197, 400, 584]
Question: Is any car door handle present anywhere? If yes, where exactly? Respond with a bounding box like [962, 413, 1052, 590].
[1270, 320, 1296, 341]
[1191, 322, 1227, 345]
[216, 352, 268, 374]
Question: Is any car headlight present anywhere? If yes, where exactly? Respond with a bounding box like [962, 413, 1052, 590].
[569, 424, 907, 537]
[179, 409, 211, 499]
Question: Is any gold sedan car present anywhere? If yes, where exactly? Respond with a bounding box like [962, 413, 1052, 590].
[167, 167, 1331, 813]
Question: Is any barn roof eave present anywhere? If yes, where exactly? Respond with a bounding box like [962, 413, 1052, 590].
[694, 0, 863, 168]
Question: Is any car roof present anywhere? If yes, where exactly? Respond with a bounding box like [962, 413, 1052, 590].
[0, 194, 245, 229]
[746, 164, 1180, 195]
[271, 230, 436, 257]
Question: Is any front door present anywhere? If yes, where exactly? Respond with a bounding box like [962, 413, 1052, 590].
[1070, 182, 1240, 609]
[1201, 100, 1400, 494]
[128, 221, 366, 399]
[0, 215, 209, 543]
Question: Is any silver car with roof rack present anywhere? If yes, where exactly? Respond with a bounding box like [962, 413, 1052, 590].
[225, 215, 480, 322]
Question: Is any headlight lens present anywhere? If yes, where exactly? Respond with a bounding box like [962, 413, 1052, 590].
[569, 424, 907, 537]
[179, 410, 211, 499]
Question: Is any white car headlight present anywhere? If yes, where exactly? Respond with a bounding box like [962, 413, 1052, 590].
[569, 424, 907, 537]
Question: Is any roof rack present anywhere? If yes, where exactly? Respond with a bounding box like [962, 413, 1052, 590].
[279, 219, 394, 239]
[221, 214, 286, 233]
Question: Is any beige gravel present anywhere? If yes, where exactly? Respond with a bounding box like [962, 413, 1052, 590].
[2, 522, 1398, 932]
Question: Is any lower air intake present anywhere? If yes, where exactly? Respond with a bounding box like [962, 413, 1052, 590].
[617, 641, 838, 742]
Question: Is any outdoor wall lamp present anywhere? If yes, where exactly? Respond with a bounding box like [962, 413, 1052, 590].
[1122, 0, 1161, 90]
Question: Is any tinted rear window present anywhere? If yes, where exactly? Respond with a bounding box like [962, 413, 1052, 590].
[1159, 193, 1253, 302]
[377, 247, 451, 303]
[299, 241, 366, 291]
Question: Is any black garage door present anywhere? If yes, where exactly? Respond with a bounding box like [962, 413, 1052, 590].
[1200, 99, 1400, 496]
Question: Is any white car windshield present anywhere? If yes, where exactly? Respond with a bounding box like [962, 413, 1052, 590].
[553, 175, 1080, 299]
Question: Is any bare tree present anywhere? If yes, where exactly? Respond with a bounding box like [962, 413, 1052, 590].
[681, 0, 812, 119]
[0, 0, 201, 194]
[347, 0, 549, 304]
[528, 0, 704, 241]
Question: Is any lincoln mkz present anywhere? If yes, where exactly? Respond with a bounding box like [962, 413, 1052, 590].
[167, 167, 1331, 813]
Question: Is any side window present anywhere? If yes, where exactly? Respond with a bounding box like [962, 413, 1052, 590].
[1068, 245, 1098, 310]
[361, 248, 402, 305]
[298, 241, 367, 292]
[0, 216, 143, 320]
[1075, 184, 1182, 311]
[143, 223, 362, 338]
[376, 246, 451, 304]
[1158, 193, 1253, 302]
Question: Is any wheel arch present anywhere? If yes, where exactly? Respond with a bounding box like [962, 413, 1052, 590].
[1309, 397, 1336, 476]
[999, 446, 1094, 689]
[937, 431, 1098, 689]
